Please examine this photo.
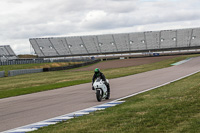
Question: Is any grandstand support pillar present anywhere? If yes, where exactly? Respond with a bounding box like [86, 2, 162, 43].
[93, 37, 101, 54]
[159, 31, 161, 49]
[60, 40, 70, 55]
[80, 37, 89, 54]
[188, 29, 194, 47]
[175, 30, 178, 48]
[127, 34, 131, 51]
[64, 38, 73, 55]
[33, 39, 45, 57]
[112, 35, 118, 52]
[4, 46, 10, 55]
[144, 32, 148, 49]
[96, 36, 102, 54]
[48, 38, 60, 56]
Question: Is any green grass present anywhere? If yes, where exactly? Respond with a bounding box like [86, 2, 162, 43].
[0, 54, 199, 99]
[31, 68, 200, 133]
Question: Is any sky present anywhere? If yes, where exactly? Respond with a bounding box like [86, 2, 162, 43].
[0, 0, 200, 55]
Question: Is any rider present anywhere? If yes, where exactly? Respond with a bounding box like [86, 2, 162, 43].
[92, 68, 110, 97]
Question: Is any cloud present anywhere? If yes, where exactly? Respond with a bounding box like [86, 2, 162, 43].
[0, 0, 200, 54]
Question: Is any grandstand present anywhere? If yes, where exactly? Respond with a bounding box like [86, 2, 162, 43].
[0, 45, 17, 61]
[29, 27, 200, 58]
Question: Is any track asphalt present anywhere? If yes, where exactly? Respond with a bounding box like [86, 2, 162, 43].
[1, 56, 200, 132]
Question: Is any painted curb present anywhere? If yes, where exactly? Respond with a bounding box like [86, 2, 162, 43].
[2, 101, 125, 133]
[171, 58, 192, 66]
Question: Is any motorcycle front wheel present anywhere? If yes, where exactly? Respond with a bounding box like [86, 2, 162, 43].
[96, 89, 102, 102]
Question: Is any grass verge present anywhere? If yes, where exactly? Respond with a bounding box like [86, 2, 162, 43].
[0, 54, 199, 99]
[31, 70, 200, 133]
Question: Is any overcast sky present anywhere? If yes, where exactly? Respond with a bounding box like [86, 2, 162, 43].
[0, 0, 200, 55]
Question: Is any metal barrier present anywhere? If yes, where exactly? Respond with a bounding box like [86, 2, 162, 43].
[0, 58, 91, 66]
[0, 71, 5, 77]
[0, 60, 50, 66]
[8, 69, 43, 77]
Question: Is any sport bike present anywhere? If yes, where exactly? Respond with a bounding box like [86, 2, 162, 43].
[93, 78, 110, 102]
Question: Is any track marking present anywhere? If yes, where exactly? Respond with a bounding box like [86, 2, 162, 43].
[171, 58, 192, 65]
[3, 101, 124, 133]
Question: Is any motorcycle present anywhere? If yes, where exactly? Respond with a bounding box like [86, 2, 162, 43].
[93, 78, 110, 102]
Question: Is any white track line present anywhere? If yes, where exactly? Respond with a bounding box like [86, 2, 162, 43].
[114, 69, 200, 101]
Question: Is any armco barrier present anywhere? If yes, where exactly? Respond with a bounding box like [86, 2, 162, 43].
[8, 69, 43, 77]
[0, 71, 5, 77]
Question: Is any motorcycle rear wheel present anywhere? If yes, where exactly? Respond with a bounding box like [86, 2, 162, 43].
[105, 92, 110, 100]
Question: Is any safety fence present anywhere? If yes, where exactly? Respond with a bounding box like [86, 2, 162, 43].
[0, 58, 92, 66]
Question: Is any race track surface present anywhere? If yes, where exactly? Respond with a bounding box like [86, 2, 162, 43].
[73, 55, 181, 71]
[1, 56, 200, 132]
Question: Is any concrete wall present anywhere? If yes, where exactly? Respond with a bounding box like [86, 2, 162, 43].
[0, 71, 5, 77]
[8, 69, 43, 77]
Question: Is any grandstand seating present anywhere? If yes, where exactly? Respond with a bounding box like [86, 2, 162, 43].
[48, 38, 71, 56]
[97, 34, 117, 53]
[129, 32, 146, 50]
[67, 36, 89, 55]
[81, 36, 100, 54]
[0, 45, 17, 61]
[145, 31, 160, 49]
[29, 39, 44, 57]
[113, 33, 129, 52]
[160, 30, 177, 48]
[30, 27, 200, 57]
[191, 28, 200, 47]
[177, 29, 191, 47]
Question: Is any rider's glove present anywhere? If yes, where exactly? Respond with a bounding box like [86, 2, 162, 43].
[92, 83, 94, 90]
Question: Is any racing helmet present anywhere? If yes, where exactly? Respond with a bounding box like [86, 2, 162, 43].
[94, 68, 100, 76]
